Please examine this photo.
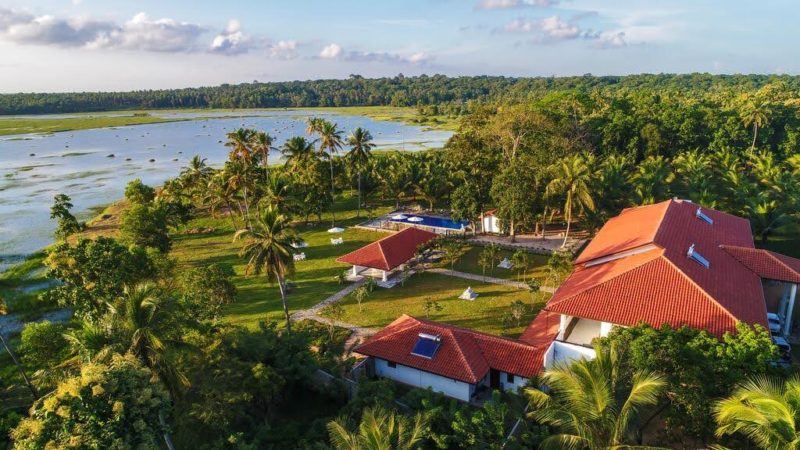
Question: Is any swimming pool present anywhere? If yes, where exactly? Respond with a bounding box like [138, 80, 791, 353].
[389, 214, 468, 230]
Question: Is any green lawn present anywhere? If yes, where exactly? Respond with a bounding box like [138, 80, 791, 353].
[169, 199, 391, 329]
[326, 272, 550, 337]
[440, 245, 550, 282]
[0, 114, 183, 136]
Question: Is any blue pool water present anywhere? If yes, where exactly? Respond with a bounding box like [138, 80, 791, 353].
[389, 215, 468, 230]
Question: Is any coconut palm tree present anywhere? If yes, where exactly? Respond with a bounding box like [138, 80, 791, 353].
[327, 406, 426, 450]
[234, 206, 300, 333]
[179, 155, 212, 197]
[346, 127, 374, 217]
[630, 156, 675, 206]
[317, 120, 344, 226]
[204, 171, 241, 229]
[109, 283, 190, 396]
[223, 160, 254, 228]
[741, 99, 772, 150]
[225, 128, 255, 165]
[546, 154, 595, 247]
[250, 131, 276, 171]
[0, 296, 38, 400]
[714, 376, 800, 449]
[281, 136, 316, 170]
[526, 344, 667, 450]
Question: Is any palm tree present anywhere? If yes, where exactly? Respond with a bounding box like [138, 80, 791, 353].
[109, 283, 190, 396]
[234, 206, 300, 333]
[225, 128, 255, 165]
[714, 376, 800, 449]
[250, 131, 276, 171]
[746, 195, 790, 243]
[741, 99, 772, 150]
[204, 171, 241, 229]
[546, 154, 595, 247]
[630, 156, 675, 205]
[0, 296, 38, 400]
[527, 344, 667, 449]
[281, 136, 316, 170]
[346, 127, 374, 217]
[327, 406, 426, 450]
[317, 120, 344, 226]
[223, 160, 254, 228]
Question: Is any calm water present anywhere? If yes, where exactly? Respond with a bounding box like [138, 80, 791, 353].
[0, 110, 452, 268]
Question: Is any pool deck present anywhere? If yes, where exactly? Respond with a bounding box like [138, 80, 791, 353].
[357, 210, 469, 236]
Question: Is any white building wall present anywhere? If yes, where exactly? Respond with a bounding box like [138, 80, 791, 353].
[482, 216, 500, 234]
[546, 341, 597, 368]
[499, 372, 529, 392]
[374, 358, 472, 401]
[600, 321, 614, 337]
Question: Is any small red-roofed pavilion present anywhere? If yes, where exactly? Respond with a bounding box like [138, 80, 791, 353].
[336, 227, 437, 283]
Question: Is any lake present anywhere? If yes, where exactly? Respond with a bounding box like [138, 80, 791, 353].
[0, 110, 452, 269]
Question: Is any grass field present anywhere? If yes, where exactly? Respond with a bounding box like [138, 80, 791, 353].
[441, 245, 550, 282]
[327, 272, 549, 337]
[0, 114, 183, 136]
[0, 106, 458, 137]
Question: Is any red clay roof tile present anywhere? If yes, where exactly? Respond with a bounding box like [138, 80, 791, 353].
[336, 227, 437, 271]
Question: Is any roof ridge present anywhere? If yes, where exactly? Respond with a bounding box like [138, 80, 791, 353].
[765, 249, 800, 277]
[376, 239, 390, 269]
[659, 255, 741, 324]
[548, 249, 663, 309]
[443, 328, 483, 381]
[366, 315, 420, 344]
[412, 315, 536, 348]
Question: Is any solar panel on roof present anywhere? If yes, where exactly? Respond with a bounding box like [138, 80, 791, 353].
[687, 244, 710, 268]
[696, 207, 714, 225]
[411, 333, 441, 359]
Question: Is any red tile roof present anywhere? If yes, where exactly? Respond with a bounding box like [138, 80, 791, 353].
[547, 199, 769, 336]
[722, 246, 800, 283]
[355, 315, 543, 383]
[336, 227, 437, 271]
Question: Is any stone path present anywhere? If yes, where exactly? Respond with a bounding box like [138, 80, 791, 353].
[291, 279, 378, 353]
[427, 268, 556, 293]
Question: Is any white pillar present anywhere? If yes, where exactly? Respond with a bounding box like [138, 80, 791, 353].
[784, 283, 797, 337]
[382, 270, 388, 282]
[352, 266, 358, 276]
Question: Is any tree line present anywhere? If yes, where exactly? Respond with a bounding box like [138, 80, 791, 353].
[4, 73, 800, 115]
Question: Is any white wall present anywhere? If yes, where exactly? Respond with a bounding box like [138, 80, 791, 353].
[499, 372, 529, 393]
[547, 341, 597, 368]
[600, 321, 614, 337]
[482, 216, 500, 234]
[374, 358, 473, 401]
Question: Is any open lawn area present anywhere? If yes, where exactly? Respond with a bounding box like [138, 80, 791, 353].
[171, 212, 388, 329]
[441, 245, 550, 282]
[326, 272, 550, 337]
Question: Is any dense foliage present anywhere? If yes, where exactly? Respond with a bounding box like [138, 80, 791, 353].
[10, 354, 171, 449]
[4, 73, 800, 115]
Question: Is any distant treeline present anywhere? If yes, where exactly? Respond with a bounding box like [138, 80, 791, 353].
[3, 73, 800, 115]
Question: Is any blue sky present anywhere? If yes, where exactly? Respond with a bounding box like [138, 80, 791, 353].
[0, 0, 798, 92]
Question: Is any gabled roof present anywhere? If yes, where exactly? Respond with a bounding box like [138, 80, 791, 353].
[547, 199, 769, 336]
[355, 315, 543, 383]
[722, 245, 800, 283]
[336, 227, 437, 271]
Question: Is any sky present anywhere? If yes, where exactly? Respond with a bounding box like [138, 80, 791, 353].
[0, 0, 798, 93]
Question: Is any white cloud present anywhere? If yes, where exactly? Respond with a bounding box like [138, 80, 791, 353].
[595, 31, 626, 48]
[210, 19, 252, 54]
[0, 9, 204, 52]
[319, 43, 342, 59]
[269, 40, 297, 59]
[503, 16, 588, 41]
[476, 0, 556, 10]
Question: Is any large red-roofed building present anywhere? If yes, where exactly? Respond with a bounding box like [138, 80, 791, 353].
[354, 199, 800, 402]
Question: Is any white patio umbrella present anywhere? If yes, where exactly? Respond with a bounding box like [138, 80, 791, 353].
[327, 227, 345, 233]
[407, 216, 424, 223]
[390, 214, 408, 220]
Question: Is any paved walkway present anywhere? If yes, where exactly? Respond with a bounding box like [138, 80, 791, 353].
[427, 268, 556, 293]
[291, 279, 378, 353]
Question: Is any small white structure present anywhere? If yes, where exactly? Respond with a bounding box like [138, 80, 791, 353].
[408, 216, 424, 223]
[391, 214, 408, 220]
[459, 287, 478, 300]
[331, 237, 344, 246]
[482, 210, 501, 234]
[497, 258, 513, 269]
[293, 252, 306, 261]
[291, 241, 308, 249]
[328, 227, 345, 233]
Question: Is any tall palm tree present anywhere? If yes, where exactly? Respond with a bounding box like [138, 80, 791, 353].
[234, 207, 300, 333]
[180, 155, 212, 195]
[527, 344, 667, 450]
[204, 171, 241, 229]
[0, 297, 38, 400]
[224, 160, 254, 228]
[715, 376, 800, 449]
[225, 128, 255, 165]
[250, 131, 276, 170]
[546, 154, 595, 247]
[346, 127, 374, 217]
[109, 283, 190, 396]
[317, 120, 344, 226]
[281, 136, 316, 170]
[741, 100, 772, 150]
[327, 406, 426, 450]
